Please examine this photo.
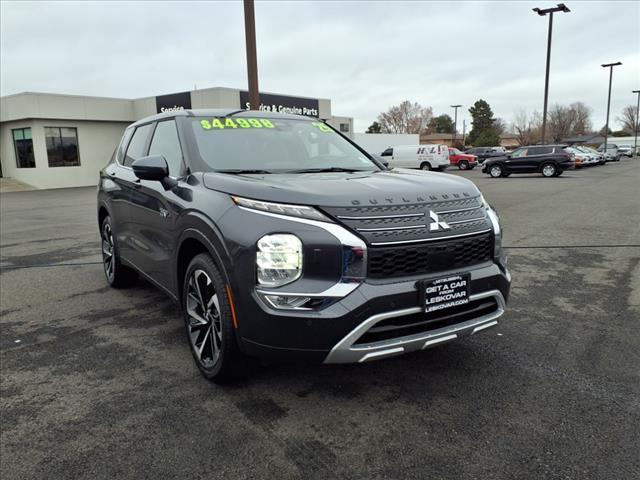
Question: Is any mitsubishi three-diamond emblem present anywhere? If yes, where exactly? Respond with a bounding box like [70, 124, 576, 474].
[429, 210, 450, 232]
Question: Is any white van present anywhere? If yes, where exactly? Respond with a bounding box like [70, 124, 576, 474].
[380, 144, 450, 171]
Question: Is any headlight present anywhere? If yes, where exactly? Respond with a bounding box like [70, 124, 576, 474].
[233, 196, 329, 222]
[256, 234, 303, 287]
[480, 195, 506, 267]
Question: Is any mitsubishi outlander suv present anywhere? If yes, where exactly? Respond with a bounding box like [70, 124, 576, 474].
[97, 109, 511, 382]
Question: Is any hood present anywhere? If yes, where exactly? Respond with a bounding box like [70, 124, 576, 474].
[202, 168, 481, 207]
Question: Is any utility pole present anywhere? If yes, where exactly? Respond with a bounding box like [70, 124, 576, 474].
[243, 0, 259, 110]
[601, 62, 622, 157]
[462, 120, 466, 148]
[451, 104, 461, 149]
[633, 89, 640, 156]
[532, 3, 570, 144]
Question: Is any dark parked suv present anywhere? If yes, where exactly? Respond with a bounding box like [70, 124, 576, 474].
[482, 145, 575, 178]
[465, 147, 506, 163]
[98, 109, 510, 382]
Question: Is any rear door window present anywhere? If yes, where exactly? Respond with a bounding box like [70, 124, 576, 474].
[124, 123, 154, 167]
[116, 128, 134, 165]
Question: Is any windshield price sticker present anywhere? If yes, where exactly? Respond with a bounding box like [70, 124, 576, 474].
[200, 118, 275, 130]
[423, 274, 470, 313]
[311, 122, 333, 133]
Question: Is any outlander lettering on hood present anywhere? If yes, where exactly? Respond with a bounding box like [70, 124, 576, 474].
[98, 109, 511, 383]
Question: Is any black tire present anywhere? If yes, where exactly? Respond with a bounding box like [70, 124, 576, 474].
[101, 216, 137, 288]
[458, 160, 469, 170]
[541, 162, 557, 177]
[420, 162, 432, 171]
[182, 253, 247, 383]
[488, 164, 503, 178]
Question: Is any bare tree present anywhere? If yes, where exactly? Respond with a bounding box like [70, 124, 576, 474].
[616, 105, 639, 134]
[377, 101, 433, 134]
[493, 117, 507, 135]
[570, 102, 592, 134]
[512, 109, 543, 146]
[547, 102, 593, 142]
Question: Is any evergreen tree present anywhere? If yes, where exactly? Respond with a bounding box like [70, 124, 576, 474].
[468, 99, 497, 145]
[366, 121, 382, 133]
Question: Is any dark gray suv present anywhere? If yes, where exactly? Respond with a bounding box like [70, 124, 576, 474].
[97, 109, 510, 382]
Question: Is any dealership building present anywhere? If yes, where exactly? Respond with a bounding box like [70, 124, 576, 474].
[0, 87, 354, 190]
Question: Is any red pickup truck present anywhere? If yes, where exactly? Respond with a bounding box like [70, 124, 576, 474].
[448, 148, 478, 170]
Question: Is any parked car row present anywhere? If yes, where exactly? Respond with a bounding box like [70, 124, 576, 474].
[377, 141, 633, 178]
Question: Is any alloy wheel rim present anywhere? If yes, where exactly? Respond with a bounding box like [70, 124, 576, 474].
[543, 165, 555, 176]
[491, 166, 501, 177]
[186, 269, 222, 368]
[102, 223, 115, 280]
[460, 161, 468, 170]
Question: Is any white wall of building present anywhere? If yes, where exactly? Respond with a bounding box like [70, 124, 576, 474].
[353, 133, 420, 155]
[1, 92, 134, 123]
[1, 119, 128, 189]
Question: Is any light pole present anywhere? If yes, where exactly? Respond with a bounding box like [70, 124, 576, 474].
[243, 0, 259, 110]
[451, 104, 461, 149]
[633, 89, 640, 156]
[601, 62, 622, 157]
[533, 3, 570, 144]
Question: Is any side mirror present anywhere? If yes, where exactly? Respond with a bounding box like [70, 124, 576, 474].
[132, 155, 177, 190]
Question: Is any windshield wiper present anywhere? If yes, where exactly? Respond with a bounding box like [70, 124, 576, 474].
[285, 167, 371, 173]
[215, 169, 272, 174]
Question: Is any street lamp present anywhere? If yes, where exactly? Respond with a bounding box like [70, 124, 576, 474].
[601, 62, 622, 157]
[532, 3, 570, 144]
[633, 90, 640, 156]
[450, 104, 461, 149]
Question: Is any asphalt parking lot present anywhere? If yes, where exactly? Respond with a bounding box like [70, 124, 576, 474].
[1, 160, 639, 480]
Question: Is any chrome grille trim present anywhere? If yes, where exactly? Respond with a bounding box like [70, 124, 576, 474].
[445, 216, 486, 225]
[336, 213, 425, 220]
[370, 228, 492, 246]
[356, 224, 427, 232]
[435, 205, 483, 215]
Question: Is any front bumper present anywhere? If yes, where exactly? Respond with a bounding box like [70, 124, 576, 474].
[238, 260, 511, 364]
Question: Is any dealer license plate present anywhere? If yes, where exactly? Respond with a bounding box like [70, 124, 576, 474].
[422, 274, 470, 313]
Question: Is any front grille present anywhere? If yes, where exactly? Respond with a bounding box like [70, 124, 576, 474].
[368, 232, 493, 278]
[354, 297, 499, 345]
[322, 196, 491, 245]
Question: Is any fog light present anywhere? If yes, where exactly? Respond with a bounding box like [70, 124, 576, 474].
[263, 295, 311, 309]
[256, 234, 302, 287]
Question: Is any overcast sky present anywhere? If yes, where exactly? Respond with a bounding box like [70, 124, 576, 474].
[1, 1, 638, 132]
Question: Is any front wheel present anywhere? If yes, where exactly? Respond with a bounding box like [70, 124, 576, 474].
[101, 216, 137, 288]
[183, 253, 247, 383]
[541, 162, 557, 177]
[420, 162, 432, 171]
[458, 160, 469, 170]
[489, 164, 504, 178]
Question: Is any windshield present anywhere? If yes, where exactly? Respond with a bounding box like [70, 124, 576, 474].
[189, 116, 379, 173]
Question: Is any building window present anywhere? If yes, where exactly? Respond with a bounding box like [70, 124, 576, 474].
[45, 127, 80, 167]
[12, 128, 35, 168]
[339, 123, 350, 133]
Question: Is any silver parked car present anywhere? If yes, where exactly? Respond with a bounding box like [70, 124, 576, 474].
[597, 143, 621, 162]
[616, 144, 633, 158]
